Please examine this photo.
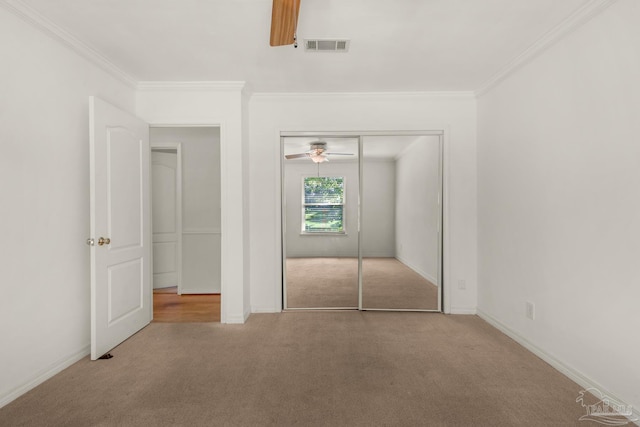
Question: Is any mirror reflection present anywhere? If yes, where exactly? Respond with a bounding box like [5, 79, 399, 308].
[283, 138, 360, 308]
[282, 134, 441, 311]
[361, 136, 441, 310]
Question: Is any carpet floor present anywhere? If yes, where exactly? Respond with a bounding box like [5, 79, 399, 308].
[286, 257, 439, 310]
[0, 312, 627, 426]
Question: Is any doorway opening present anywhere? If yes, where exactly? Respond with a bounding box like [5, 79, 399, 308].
[150, 127, 222, 322]
[281, 131, 444, 312]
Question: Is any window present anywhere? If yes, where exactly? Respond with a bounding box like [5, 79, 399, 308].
[302, 177, 345, 233]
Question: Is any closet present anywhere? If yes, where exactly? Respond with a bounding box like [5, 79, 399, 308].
[282, 132, 442, 312]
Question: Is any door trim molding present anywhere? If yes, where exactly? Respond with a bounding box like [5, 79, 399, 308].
[279, 130, 450, 313]
[148, 123, 231, 323]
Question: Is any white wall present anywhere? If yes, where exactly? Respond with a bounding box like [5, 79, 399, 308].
[361, 160, 396, 258]
[0, 7, 135, 406]
[150, 127, 221, 293]
[477, 0, 640, 414]
[136, 83, 249, 323]
[249, 93, 477, 314]
[395, 137, 441, 283]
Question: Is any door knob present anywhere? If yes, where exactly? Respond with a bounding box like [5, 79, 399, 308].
[97, 237, 111, 246]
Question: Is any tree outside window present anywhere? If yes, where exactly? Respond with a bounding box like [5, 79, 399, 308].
[302, 177, 345, 233]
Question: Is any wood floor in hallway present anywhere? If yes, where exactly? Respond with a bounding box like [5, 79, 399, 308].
[153, 287, 220, 322]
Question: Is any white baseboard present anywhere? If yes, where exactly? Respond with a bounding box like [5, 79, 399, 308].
[223, 314, 246, 324]
[477, 309, 640, 423]
[287, 252, 359, 258]
[251, 306, 280, 313]
[180, 289, 220, 294]
[0, 344, 90, 409]
[450, 307, 477, 315]
[362, 252, 397, 258]
[223, 307, 251, 324]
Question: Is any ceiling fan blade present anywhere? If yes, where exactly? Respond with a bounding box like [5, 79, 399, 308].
[270, 0, 301, 46]
[284, 153, 309, 159]
[325, 152, 354, 156]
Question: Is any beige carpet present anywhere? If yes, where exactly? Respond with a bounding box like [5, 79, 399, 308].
[286, 257, 359, 308]
[362, 258, 438, 310]
[1, 312, 629, 426]
[286, 257, 438, 310]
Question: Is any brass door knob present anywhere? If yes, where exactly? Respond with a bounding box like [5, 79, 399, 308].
[97, 237, 111, 246]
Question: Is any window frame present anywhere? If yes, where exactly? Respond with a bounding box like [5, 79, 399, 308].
[300, 175, 347, 235]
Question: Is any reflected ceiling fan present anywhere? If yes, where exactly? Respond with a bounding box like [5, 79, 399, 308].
[270, 0, 301, 47]
[285, 141, 354, 163]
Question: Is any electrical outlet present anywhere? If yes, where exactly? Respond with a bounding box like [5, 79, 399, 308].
[458, 280, 466, 290]
[526, 301, 535, 320]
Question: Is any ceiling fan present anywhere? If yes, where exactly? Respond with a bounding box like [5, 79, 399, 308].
[270, 0, 301, 47]
[285, 141, 354, 163]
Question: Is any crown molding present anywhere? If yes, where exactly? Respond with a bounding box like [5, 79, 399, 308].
[5, 0, 615, 99]
[137, 81, 246, 92]
[251, 91, 476, 99]
[1, 0, 137, 88]
[475, 0, 618, 97]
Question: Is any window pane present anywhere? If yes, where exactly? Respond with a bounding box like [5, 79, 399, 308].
[305, 205, 343, 232]
[304, 177, 344, 204]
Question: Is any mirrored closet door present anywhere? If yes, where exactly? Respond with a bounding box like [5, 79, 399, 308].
[282, 132, 442, 312]
[282, 137, 360, 309]
[361, 135, 441, 311]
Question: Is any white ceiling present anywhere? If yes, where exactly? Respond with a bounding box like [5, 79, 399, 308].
[18, 0, 591, 92]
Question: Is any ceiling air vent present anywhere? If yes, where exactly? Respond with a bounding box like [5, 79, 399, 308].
[304, 39, 350, 52]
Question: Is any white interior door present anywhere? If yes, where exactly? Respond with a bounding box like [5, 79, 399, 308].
[89, 96, 152, 360]
[151, 150, 181, 290]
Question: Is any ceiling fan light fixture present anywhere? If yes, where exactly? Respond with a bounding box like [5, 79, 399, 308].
[310, 153, 327, 163]
[285, 140, 352, 163]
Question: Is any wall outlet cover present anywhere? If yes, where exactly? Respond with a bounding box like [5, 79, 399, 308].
[526, 301, 535, 320]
